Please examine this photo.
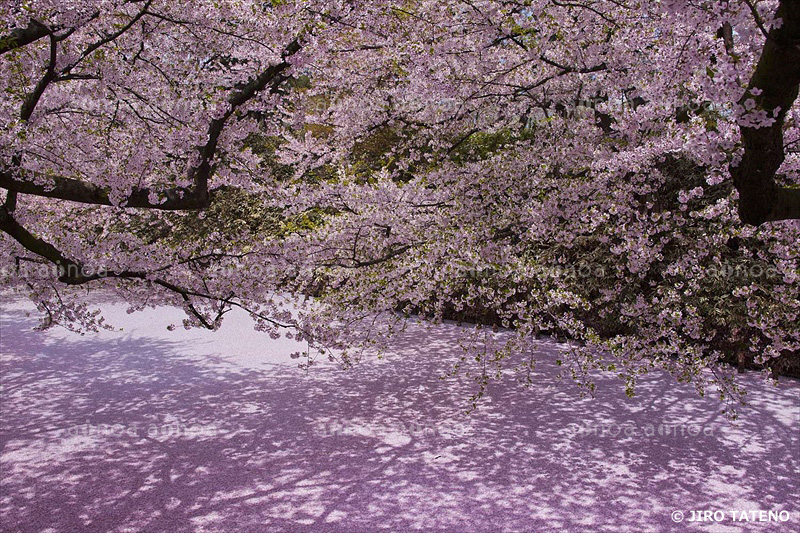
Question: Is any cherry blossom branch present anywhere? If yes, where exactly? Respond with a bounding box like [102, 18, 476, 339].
[190, 37, 302, 199]
[58, 0, 154, 75]
[1, 38, 301, 209]
[0, 204, 289, 330]
[741, 0, 771, 39]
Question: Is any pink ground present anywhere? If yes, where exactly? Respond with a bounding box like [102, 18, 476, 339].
[1, 294, 798, 532]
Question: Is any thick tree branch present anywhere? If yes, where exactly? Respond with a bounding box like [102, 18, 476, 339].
[20, 33, 58, 121]
[730, 0, 800, 225]
[0, 204, 77, 270]
[0, 19, 50, 54]
[0, 12, 97, 55]
[539, 54, 607, 74]
[0, 168, 212, 209]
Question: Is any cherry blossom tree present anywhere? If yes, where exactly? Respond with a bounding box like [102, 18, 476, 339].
[1, 0, 798, 414]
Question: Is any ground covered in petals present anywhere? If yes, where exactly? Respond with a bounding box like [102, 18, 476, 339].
[1, 296, 798, 532]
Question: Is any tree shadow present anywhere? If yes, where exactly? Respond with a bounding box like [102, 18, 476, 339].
[1, 301, 798, 532]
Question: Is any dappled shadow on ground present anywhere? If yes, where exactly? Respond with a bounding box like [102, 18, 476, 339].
[0, 298, 798, 532]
